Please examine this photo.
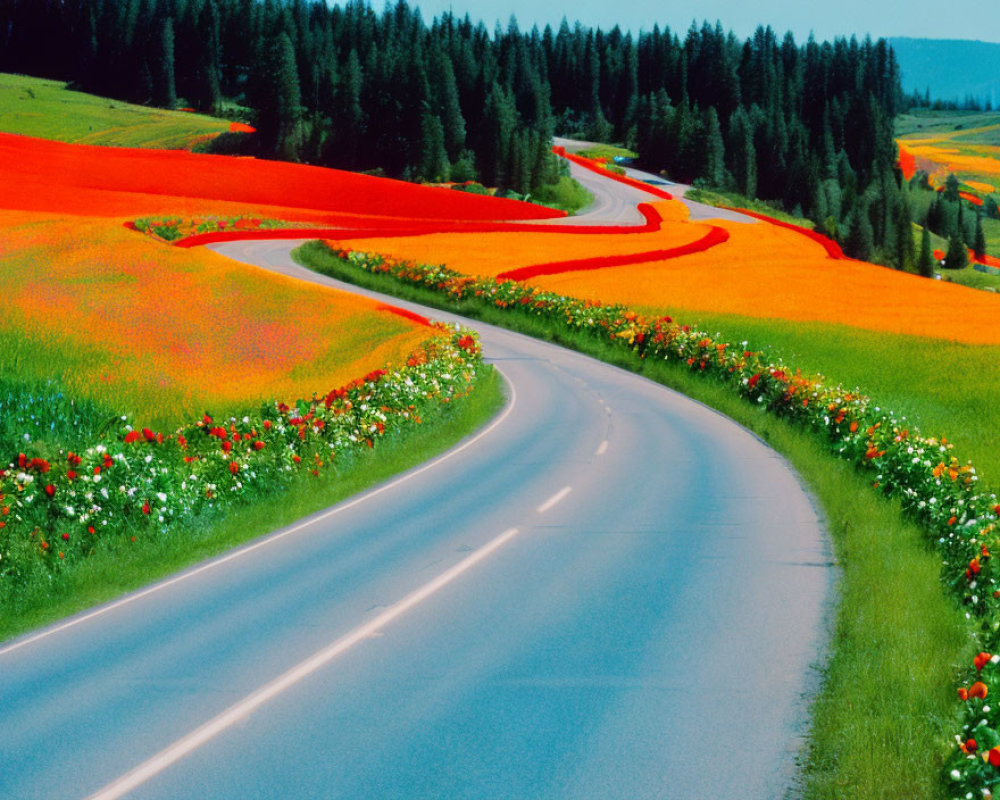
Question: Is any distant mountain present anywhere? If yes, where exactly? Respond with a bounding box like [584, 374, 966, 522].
[890, 37, 1000, 106]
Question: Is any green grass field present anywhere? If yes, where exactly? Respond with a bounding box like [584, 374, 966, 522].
[664, 310, 1000, 485]
[896, 109, 1000, 143]
[0, 72, 231, 149]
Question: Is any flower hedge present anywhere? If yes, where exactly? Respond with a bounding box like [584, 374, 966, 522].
[0, 328, 483, 598]
[131, 215, 309, 243]
[325, 245, 999, 797]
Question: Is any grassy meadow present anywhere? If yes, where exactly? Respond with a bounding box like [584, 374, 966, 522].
[0, 72, 233, 149]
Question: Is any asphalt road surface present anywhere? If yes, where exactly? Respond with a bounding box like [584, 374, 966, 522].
[1, 171, 832, 800]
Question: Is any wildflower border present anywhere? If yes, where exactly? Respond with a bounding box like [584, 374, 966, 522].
[0, 328, 484, 601]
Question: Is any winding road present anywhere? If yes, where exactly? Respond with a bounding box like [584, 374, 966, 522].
[1, 163, 832, 799]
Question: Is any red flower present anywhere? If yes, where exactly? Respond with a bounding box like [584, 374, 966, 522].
[975, 652, 992, 672]
[965, 738, 978, 753]
[990, 747, 1000, 768]
[292, 455, 302, 463]
[67, 452, 82, 467]
[123, 430, 140, 444]
[88, 526, 95, 535]
[67, 470, 77, 481]
[222, 441, 232, 453]
[142, 500, 151, 515]
[44, 484, 56, 498]
[142, 428, 156, 442]
[229, 461, 240, 475]
[748, 373, 761, 390]
[253, 441, 265, 450]
[61, 533, 69, 541]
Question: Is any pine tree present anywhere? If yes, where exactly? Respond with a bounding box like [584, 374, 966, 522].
[252, 32, 303, 160]
[152, 18, 177, 108]
[419, 110, 449, 181]
[701, 106, 725, 186]
[845, 202, 874, 261]
[974, 212, 987, 262]
[477, 82, 517, 188]
[985, 195, 1000, 221]
[917, 226, 935, 277]
[894, 189, 915, 270]
[944, 232, 969, 269]
[727, 107, 756, 197]
[943, 172, 961, 202]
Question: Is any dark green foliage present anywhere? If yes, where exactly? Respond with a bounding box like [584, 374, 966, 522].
[250, 31, 302, 161]
[974, 213, 987, 261]
[845, 202, 874, 262]
[944, 232, 969, 269]
[152, 18, 176, 108]
[985, 195, 1000, 221]
[419, 110, 449, 182]
[943, 172, 961, 202]
[917, 225, 935, 277]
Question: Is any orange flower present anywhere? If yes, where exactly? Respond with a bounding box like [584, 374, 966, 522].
[969, 681, 989, 699]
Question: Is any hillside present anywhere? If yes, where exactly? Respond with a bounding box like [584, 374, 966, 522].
[891, 37, 1000, 105]
[0, 72, 234, 149]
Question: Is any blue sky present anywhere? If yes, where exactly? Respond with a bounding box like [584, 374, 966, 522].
[407, 0, 1000, 44]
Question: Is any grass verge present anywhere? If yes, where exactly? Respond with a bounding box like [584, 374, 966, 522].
[686, 186, 814, 226]
[575, 143, 638, 160]
[0, 367, 506, 643]
[531, 175, 594, 215]
[295, 241, 970, 799]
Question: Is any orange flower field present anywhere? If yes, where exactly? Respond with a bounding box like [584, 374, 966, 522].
[898, 134, 1000, 197]
[0, 211, 433, 426]
[331, 199, 712, 278]
[331, 192, 1000, 346]
[0, 132, 558, 426]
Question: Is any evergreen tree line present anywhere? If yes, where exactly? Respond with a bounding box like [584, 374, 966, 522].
[1, 1, 905, 261]
[904, 88, 995, 112]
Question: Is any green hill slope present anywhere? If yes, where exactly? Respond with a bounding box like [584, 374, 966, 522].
[0, 72, 231, 149]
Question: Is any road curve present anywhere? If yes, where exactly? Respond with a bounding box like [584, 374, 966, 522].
[0, 226, 832, 799]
